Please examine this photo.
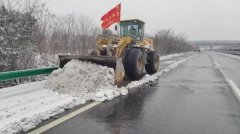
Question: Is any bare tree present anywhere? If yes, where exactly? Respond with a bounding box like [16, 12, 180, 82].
[154, 29, 193, 55]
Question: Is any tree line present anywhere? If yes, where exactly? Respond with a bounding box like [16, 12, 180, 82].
[154, 29, 193, 55]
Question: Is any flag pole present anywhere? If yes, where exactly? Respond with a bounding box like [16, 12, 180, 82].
[115, 23, 119, 36]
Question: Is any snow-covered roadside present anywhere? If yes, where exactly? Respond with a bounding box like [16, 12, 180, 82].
[217, 52, 240, 60]
[160, 53, 184, 60]
[0, 53, 196, 134]
[0, 81, 86, 134]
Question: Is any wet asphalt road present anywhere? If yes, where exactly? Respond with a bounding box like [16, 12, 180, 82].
[44, 52, 240, 134]
[210, 52, 240, 87]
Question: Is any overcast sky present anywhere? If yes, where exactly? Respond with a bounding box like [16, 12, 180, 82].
[42, 0, 240, 40]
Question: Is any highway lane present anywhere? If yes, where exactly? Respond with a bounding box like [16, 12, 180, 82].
[42, 52, 240, 134]
[210, 52, 240, 88]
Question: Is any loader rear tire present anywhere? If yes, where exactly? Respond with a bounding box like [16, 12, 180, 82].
[125, 48, 144, 79]
[145, 51, 159, 74]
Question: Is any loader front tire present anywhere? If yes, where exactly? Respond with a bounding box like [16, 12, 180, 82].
[125, 48, 144, 79]
[145, 51, 159, 74]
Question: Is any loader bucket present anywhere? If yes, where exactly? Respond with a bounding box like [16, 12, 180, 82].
[59, 55, 125, 86]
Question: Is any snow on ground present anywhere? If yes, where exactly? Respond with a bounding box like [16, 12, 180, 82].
[161, 60, 177, 65]
[0, 52, 196, 134]
[0, 81, 86, 134]
[160, 53, 184, 60]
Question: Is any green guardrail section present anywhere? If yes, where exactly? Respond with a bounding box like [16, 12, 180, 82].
[0, 67, 58, 81]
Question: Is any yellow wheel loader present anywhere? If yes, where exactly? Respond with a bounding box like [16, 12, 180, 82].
[59, 19, 160, 86]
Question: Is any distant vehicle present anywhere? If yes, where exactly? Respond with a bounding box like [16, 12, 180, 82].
[194, 48, 201, 52]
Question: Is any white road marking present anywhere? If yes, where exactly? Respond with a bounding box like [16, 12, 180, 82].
[213, 60, 240, 101]
[227, 80, 240, 101]
[28, 102, 101, 134]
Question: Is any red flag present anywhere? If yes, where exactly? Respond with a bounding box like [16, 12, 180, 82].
[101, 3, 121, 29]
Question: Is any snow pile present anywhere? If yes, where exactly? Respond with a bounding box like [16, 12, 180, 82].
[94, 88, 128, 102]
[45, 60, 127, 102]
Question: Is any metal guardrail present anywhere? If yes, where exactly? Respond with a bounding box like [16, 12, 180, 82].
[0, 67, 58, 81]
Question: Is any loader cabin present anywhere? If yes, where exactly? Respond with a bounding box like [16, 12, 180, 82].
[118, 19, 145, 41]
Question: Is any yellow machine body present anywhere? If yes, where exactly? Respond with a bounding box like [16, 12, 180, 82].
[59, 19, 159, 86]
